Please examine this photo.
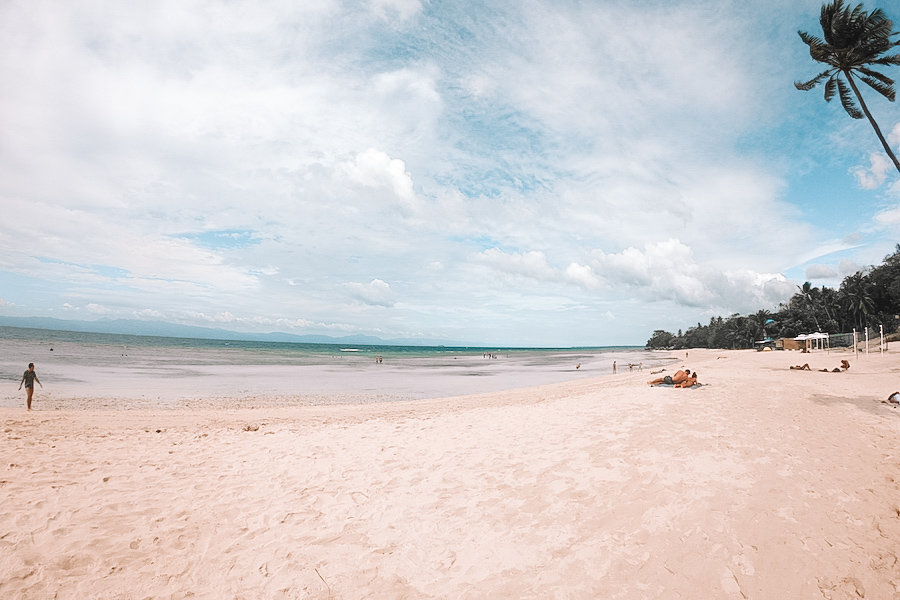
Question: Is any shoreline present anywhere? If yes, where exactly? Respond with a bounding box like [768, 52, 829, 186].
[1, 346, 671, 410]
[2, 348, 899, 598]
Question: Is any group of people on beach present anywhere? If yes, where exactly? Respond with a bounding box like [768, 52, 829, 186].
[789, 359, 850, 372]
[11, 358, 900, 409]
[646, 368, 699, 388]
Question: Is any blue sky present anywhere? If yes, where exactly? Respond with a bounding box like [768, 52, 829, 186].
[1, 0, 898, 346]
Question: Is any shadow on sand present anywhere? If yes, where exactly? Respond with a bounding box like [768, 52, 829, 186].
[810, 393, 899, 416]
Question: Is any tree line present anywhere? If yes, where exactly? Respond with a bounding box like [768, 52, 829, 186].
[647, 1, 899, 351]
[645, 246, 900, 350]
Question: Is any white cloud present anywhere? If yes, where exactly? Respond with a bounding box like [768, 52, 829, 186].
[875, 204, 900, 227]
[476, 249, 555, 281]
[85, 303, 112, 315]
[473, 240, 794, 315]
[370, 0, 422, 21]
[805, 264, 838, 279]
[852, 152, 893, 189]
[564, 263, 600, 289]
[583, 240, 793, 312]
[338, 148, 417, 207]
[838, 259, 862, 277]
[344, 279, 394, 307]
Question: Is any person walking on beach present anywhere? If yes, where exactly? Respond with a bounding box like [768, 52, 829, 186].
[18, 363, 42, 410]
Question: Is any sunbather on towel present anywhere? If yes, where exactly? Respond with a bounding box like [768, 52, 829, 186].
[674, 372, 699, 388]
[648, 369, 690, 386]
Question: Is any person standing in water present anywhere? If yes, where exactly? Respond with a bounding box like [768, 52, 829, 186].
[18, 363, 42, 410]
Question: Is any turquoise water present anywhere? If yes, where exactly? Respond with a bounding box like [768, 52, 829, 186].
[1, 326, 670, 408]
[0, 325, 646, 367]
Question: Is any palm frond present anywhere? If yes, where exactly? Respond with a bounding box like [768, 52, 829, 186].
[858, 66, 894, 86]
[820, 0, 843, 47]
[860, 75, 896, 100]
[798, 30, 825, 48]
[872, 53, 900, 66]
[810, 44, 836, 63]
[824, 74, 838, 101]
[798, 30, 835, 64]
[864, 9, 893, 38]
[837, 77, 864, 118]
[795, 69, 833, 90]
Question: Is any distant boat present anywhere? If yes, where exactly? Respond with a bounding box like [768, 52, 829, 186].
[340, 348, 360, 352]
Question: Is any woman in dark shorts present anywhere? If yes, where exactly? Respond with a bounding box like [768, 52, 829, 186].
[18, 363, 42, 410]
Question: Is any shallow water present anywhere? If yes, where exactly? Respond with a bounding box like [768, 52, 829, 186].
[0, 326, 672, 408]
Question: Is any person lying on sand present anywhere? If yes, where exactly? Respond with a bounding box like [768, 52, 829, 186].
[674, 372, 700, 388]
[648, 369, 690, 386]
[790, 364, 811, 370]
[816, 361, 851, 373]
[884, 392, 900, 406]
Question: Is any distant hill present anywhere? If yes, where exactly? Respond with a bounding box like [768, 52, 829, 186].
[0, 316, 467, 347]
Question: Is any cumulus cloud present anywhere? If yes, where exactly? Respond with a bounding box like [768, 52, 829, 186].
[564, 263, 600, 289]
[875, 204, 900, 227]
[579, 240, 794, 312]
[338, 148, 417, 209]
[805, 264, 838, 279]
[345, 279, 394, 306]
[838, 259, 862, 277]
[852, 152, 893, 189]
[475, 240, 794, 315]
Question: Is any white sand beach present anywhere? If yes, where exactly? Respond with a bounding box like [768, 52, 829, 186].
[2, 348, 899, 599]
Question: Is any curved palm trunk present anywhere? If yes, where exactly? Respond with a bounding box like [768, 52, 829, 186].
[844, 70, 900, 174]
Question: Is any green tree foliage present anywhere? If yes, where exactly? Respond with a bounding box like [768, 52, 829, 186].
[795, 0, 900, 172]
[645, 246, 900, 349]
[646, 330, 676, 349]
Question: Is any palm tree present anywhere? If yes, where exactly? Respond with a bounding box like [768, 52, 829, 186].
[797, 282, 822, 330]
[795, 0, 900, 173]
[840, 271, 876, 331]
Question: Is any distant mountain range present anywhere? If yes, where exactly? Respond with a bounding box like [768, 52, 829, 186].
[0, 316, 469, 347]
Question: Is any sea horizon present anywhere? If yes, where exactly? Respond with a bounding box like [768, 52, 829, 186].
[0, 324, 643, 356]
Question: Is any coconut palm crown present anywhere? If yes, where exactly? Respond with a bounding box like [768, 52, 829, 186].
[795, 0, 900, 172]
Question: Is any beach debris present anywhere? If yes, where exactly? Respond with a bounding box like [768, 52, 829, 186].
[243, 423, 260, 432]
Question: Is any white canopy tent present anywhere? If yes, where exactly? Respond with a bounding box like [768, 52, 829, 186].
[794, 332, 830, 351]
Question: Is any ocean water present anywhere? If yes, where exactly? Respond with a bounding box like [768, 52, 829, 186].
[0, 325, 655, 367]
[0, 326, 672, 408]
